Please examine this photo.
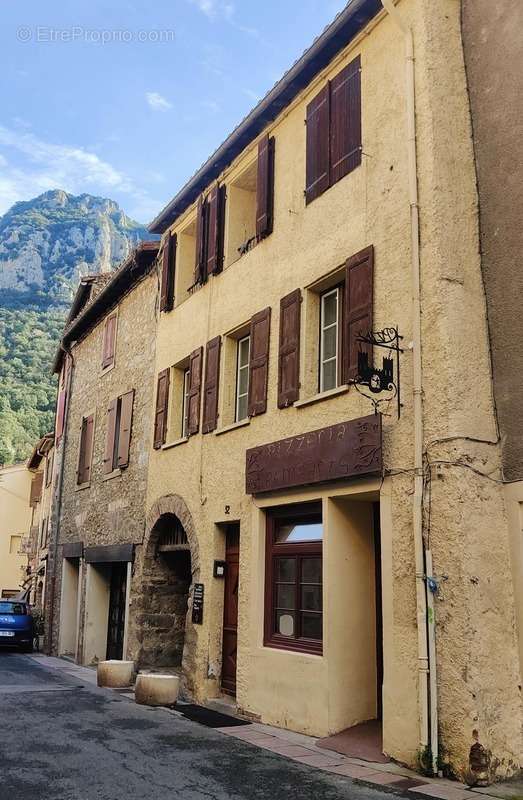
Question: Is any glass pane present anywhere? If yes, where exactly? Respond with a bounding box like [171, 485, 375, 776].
[237, 393, 248, 421]
[322, 358, 337, 391]
[275, 522, 323, 543]
[301, 612, 322, 640]
[301, 585, 322, 612]
[322, 325, 337, 361]
[301, 557, 322, 583]
[276, 584, 296, 610]
[238, 365, 249, 395]
[276, 611, 295, 638]
[322, 291, 338, 327]
[238, 337, 250, 368]
[276, 558, 296, 582]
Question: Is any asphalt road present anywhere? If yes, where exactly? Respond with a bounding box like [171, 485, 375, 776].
[0, 651, 398, 800]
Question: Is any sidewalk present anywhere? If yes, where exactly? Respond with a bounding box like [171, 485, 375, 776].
[30, 655, 521, 800]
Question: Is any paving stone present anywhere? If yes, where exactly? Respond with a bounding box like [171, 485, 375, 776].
[363, 772, 407, 786]
[325, 764, 378, 779]
[408, 784, 479, 800]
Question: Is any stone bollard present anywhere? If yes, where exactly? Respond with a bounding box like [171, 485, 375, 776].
[97, 660, 135, 688]
[135, 673, 180, 707]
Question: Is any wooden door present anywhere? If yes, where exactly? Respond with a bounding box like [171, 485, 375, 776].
[106, 563, 127, 661]
[221, 525, 240, 695]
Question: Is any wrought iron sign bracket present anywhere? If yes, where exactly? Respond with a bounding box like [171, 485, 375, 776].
[353, 326, 404, 419]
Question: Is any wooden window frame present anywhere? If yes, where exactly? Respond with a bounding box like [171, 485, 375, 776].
[319, 285, 342, 393]
[235, 335, 250, 422]
[181, 368, 190, 439]
[264, 503, 323, 656]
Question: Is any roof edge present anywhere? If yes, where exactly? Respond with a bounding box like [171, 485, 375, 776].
[149, 0, 382, 235]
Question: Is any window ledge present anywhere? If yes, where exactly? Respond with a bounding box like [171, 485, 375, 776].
[294, 384, 349, 409]
[102, 468, 122, 482]
[74, 482, 91, 492]
[215, 418, 250, 436]
[100, 363, 115, 377]
[162, 437, 189, 450]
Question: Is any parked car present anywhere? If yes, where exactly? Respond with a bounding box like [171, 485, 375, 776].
[0, 600, 34, 652]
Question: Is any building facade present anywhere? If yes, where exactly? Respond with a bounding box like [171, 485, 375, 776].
[46, 243, 159, 665]
[45, 0, 523, 786]
[461, 0, 523, 701]
[0, 463, 31, 598]
[23, 433, 55, 610]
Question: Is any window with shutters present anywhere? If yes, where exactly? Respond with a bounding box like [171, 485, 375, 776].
[103, 390, 134, 475]
[235, 336, 250, 422]
[162, 359, 192, 445]
[264, 502, 323, 655]
[173, 217, 197, 306]
[319, 286, 342, 392]
[225, 134, 275, 268]
[76, 414, 95, 487]
[305, 55, 361, 205]
[101, 312, 118, 371]
[181, 368, 190, 438]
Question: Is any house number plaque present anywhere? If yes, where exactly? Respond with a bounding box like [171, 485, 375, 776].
[192, 583, 204, 624]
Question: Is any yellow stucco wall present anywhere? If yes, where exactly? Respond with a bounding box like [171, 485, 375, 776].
[143, 0, 522, 779]
[0, 464, 31, 596]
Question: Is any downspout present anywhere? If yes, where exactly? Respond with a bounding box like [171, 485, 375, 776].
[379, 0, 438, 774]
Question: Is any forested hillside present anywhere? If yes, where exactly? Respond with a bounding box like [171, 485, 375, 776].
[0, 191, 153, 464]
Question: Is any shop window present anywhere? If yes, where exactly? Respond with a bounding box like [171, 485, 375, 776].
[264, 502, 323, 655]
[319, 286, 342, 391]
[235, 335, 250, 422]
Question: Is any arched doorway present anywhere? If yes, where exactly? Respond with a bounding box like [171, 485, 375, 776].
[138, 513, 192, 669]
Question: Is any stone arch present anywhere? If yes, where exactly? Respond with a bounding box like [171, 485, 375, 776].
[145, 494, 200, 577]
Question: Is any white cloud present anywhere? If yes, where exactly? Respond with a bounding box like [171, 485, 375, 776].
[201, 100, 221, 114]
[145, 91, 172, 112]
[189, 0, 217, 18]
[0, 125, 161, 222]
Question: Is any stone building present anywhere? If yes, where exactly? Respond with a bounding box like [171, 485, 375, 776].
[45, 242, 159, 664]
[461, 0, 523, 702]
[23, 433, 55, 609]
[139, 0, 522, 784]
[0, 462, 31, 598]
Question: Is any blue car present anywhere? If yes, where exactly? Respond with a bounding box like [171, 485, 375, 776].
[0, 600, 34, 652]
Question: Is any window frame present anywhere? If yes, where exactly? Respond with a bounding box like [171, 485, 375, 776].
[264, 502, 323, 656]
[319, 285, 342, 393]
[235, 335, 251, 422]
[181, 368, 190, 439]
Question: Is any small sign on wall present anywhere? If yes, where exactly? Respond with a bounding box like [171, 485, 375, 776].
[192, 583, 204, 624]
[213, 560, 226, 579]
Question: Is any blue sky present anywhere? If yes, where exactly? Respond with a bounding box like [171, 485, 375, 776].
[0, 0, 347, 224]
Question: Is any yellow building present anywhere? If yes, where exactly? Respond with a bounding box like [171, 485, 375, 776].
[139, 0, 522, 783]
[0, 463, 31, 598]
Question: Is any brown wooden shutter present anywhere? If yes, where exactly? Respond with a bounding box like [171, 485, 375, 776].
[277, 289, 301, 408]
[187, 347, 203, 435]
[305, 84, 330, 204]
[343, 245, 374, 382]
[117, 390, 134, 469]
[102, 313, 117, 369]
[77, 415, 94, 485]
[160, 234, 177, 312]
[153, 369, 170, 449]
[248, 307, 271, 417]
[202, 337, 221, 434]
[55, 388, 66, 442]
[256, 134, 275, 239]
[206, 187, 218, 276]
[330, 56, 362, 186]
[195, 195, 208, 285]
[103, 398, 118, 473]
[29, 472, 44, 507]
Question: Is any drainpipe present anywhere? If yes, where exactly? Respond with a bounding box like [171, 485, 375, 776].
[379, 0, 437, 774]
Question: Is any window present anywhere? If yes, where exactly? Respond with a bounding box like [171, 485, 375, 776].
[319, 286, 341, 392]
[9, 535, 22, 555]
[181, 368, 190, 438]
[235, 336, 250, 422]
[101, 312, 117, 370]
[264, 503, 323, 654]
[305, 55, 361, 205]
[104, 391, 134, 473]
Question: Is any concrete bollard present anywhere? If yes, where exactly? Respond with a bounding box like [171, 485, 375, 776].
[135, 673, 180, 707]
[97, 660, 135, 688]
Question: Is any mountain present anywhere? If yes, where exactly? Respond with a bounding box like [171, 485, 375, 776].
[0, 190, 154, 465]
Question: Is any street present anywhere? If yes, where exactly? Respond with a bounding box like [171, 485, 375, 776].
[0, 652, 398, 800]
